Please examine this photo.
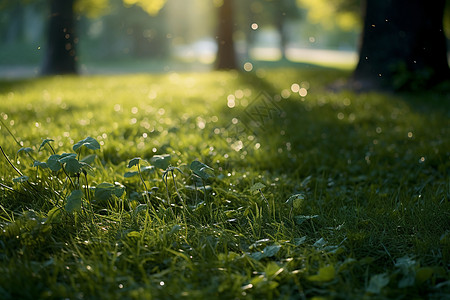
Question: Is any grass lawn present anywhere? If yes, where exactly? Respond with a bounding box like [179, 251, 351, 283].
[0, 67, 449, 299]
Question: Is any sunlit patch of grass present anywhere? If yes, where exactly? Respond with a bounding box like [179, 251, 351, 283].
[0, 68, 449, 299]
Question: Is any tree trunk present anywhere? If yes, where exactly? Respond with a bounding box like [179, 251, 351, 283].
[41, 0, 77, 75]
[215, 0, 238, 70]
[352, 0, 449, 90]
[275, 17, 287, 59]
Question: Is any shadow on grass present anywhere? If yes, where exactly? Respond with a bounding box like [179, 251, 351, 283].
[216, 68, 449, 190]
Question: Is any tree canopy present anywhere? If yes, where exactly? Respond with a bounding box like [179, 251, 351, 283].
[296, 0, 360, 31]
[122, 0, 167, 16]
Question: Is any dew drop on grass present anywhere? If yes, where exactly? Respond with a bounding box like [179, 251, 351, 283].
[244, 62, 253, 72]
[299, 88, 307, 97]
[235, 90, 244, 99]
[227, 95, 236, 108]
[281, 89, 290, 99]
[349, 113, 355, 121]
[196, 117, 206, 129]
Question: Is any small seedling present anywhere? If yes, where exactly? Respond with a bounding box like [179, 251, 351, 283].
[250, 182, 269, 211]
[126, 157, 152, 205]
[189, 160, 214, 202]
[1, 145, 39, 195]
[149, 154, 173, 204]
[150, 154, 171, 170]
[162, 166, 184, 204]
[285, 193, 305, 214]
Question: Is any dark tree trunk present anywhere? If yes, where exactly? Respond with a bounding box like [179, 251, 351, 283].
[275, 18, 287, 59]
[352, 0, 449, 90]
[215, 0, 238, 70]
[41, 0, 77, 75]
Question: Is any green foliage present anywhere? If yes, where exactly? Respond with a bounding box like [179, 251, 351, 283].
[12, 175, 29, 183]
[249, 182, 266, 193]
[73, 136, 101, 151]
[74, 0, 109, 18]
[190, 160, 214, 180]
[0, 69, 449, 299]
[127, 157, 142, 168]
[248, 244, 281, 260]
[94, 182, 124, 201]
[122, 0, 167, 16]
[307, 265, 336, 282]
[297, 0, 361, 31]
[65, 189, 83, 213]
[150, 154, 171, 170]
[38, 138, 54, 152]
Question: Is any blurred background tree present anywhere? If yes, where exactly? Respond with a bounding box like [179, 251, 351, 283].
[299, 0, 450, 90]
[42, 0, 167, 75]
[0, 0, 448, 89]
[41, 0, 78, 74]
[353, 0, 450, 90]
[215, 0, 237, 69]
[0, 0, 167, 75]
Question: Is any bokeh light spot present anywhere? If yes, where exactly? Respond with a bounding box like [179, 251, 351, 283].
[243, 62, 253, 72]
[299, 88, 307, 97]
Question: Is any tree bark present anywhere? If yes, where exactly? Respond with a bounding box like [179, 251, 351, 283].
[352, 0, 449, 90]
[215, 0, 238, 70]
[41, 0, 77, 75]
